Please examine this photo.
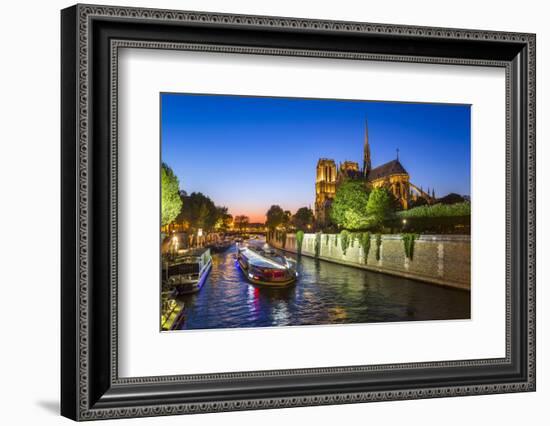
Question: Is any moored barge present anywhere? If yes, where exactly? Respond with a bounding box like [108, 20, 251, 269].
[163, 248, 212, 294]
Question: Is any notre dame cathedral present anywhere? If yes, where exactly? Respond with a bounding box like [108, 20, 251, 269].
[314, 120, 435, 225]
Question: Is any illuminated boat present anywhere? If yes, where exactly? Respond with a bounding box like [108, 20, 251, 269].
[163, 248, 212, 294]
[236, 245, 297, 287]
[160, 295, 185, 331]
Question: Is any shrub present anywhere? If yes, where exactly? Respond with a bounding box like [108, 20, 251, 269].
[397, 202, 470, 218]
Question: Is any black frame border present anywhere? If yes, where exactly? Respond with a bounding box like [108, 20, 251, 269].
[61, 4, 536, 421]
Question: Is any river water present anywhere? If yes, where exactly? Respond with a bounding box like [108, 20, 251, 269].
[174, 241, 470, 330]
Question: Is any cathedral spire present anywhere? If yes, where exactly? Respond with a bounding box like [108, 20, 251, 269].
[363, 118, 371, 177]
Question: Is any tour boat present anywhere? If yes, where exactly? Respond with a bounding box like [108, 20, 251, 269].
[236, 245, 297, 287]
[163, 248, 212, 294]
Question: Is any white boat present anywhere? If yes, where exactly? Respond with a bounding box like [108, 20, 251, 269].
[163, 248, 212, 294]
[236, 245, 297, 287]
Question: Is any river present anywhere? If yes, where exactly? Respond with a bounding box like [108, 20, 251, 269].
[174, 240, 470, 330]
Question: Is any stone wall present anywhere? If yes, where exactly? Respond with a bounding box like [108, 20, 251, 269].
[269, 233, 470, 290]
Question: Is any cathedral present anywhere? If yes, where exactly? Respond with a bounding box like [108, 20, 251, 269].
[314, 120, 435, 225]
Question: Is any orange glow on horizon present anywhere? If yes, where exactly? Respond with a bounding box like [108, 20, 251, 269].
[232, 211, 266, 224]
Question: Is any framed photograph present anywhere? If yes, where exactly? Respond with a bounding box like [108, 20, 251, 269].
[61, 4, 536, 421]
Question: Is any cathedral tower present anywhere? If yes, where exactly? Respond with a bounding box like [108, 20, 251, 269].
[363, 119, 371, 177]
[315, 159, 337, 225]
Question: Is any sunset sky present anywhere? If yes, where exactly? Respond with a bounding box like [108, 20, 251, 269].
[161, 93, 471, 223]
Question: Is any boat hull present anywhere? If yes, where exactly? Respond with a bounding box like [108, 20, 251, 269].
[237, 248, 297, 287]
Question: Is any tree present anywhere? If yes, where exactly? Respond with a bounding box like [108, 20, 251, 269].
[366, 187, 394, 229]
[177, 192, 218, 232]
[234, 215, 250, 232]
[292, 207, 314, 231]
[437, 193, 467, 205]
[265, 205, 285, 229]
[282, 210, 292, 230]
[214, 207, 233, 232]
[161, 163, 182, 226]
[329, 180, 370, 230]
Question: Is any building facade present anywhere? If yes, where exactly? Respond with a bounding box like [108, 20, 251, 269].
[314, 120, 435, 225]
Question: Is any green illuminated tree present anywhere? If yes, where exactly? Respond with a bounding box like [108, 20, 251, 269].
[329, 180, 370, 230]
[161, 163, 182, 226]
[366, 187, 394, 230]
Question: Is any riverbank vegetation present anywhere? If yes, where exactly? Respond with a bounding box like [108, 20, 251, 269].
[161, 163, 182, 226]
[326, 179, 470, 235]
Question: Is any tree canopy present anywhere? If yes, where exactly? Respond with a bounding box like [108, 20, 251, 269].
[265, 205, 286, 229]
[329, 180, 370, 230]
[177, 192, 219, 232]
[161, 163, 182, 226]
[292, 207, 314, 231]
[214, 207, 233, 232]
[365, 187, 394, 229]
[234, 215, 250, 232]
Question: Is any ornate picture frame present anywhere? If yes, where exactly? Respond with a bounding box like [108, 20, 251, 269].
[61, 4, 535, 420]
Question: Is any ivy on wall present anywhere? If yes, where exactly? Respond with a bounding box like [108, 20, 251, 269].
[358, 232, 371, 264]
[401, 233, 419, 260]
[340, 230, 350, 255]
[375, 233, 382, 261]
[296, 230, 304, 255]
[314, 232, 322, 258]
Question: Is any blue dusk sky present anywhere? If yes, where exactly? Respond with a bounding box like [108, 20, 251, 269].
[161, 93, 471, 223]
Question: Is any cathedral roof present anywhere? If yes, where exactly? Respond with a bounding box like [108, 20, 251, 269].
[367, 159, 408, 181]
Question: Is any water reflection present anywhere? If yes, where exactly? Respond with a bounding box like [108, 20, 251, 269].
[175, 243, 470, 330]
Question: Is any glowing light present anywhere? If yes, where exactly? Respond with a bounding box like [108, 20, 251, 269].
[402, 219, 407, 224]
